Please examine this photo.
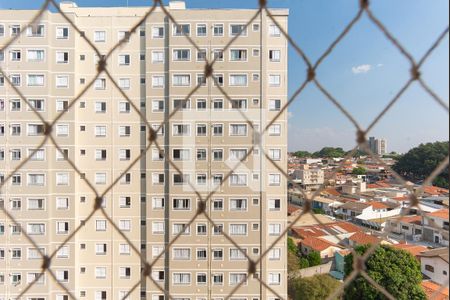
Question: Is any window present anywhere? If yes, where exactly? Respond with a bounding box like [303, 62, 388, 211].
[213, 248, 224, 260]
[118, 101, 130, 113]
[56, 99, 69, 112]
[269, 24, 281, 36]
[95, 244, 107, 256]
[152, 197, 165, 210]
[230, 49, 247, 61]
[56, 197, 69, 210]
[173, 124, 191, 136]
[28, 173, 45, 186]
[27, 49, 45, 62]
[152, 173, 165, 185]
[26, 24, 44, 37]
[56, 221, 69, 234]
[27, 124, 45, 136]
[197, 49, 207, 61]
[119, 243, 131, 255]
[152, 222, 165, 234]
[197, 24, 207, 36]
[230, 224, 247, 235]
[173, 49, 190, 61]
[230, 149, 248, 161]
[11, 74, 21, 86]
[269, 224, 282, 236]
[56, 27, 69, 39]
[11, 149, 21, 160]
[173, 99, 191, 110]
[213, 175, 223, 186]
[152, 51, 164, 63]
[196, 248, 207, 260]
[212, 149, 223, 161]
[269, 199, 281, 211]
[197, 74, 206, 86]
[0, 25, 4, 37]
[213, 49, 224, 61]
[119, 149, 131, 161]
[95, 126, 107, 137]
[425, 265, 435, 273]
[173, 223, 190, 235]
[152, 26, 164, 38]
[253, 23, 260, 31]
[269, 149, 282, 161]
[269, 74, 281, 87]
[56, 51, 69, 64]
[230, 124, 247, 136]
[269, 99, 281, 111]
[118, 78, 131, 90]
[173, 198, 190, 210]
[28, 247, 45, 259]
[173, 24, 190, 36]
[173, 149, 190, 161]
[95, 291, 107, 300]
[152, 270, 165, 282]
[230, 74, 248, 86]
[231, 99, 247, 110]
[213, 124, 223, 136]
[119, 220, 131, 231]
[269, 174, 281, 186]
[269, 124, 282, 136]
[28, 99, 45, 111]
[173, 74, 191, 87]
[230, 248, 247, 260]
[152, 75, 164, 88]
[230, 24, 247, 36]
[27, 223, 45, 235]
[56, 173, 69, 186]
[213, 75, 224, 87]
[96, 220, 107, 231]
[11, 123, 21, 135]
[269, 50, 281, 62]
[28, 198, 45, 210]
[268, 273, 281, 285]
[94, 31, 106, 42]
[173, 248, 191, 260]
[268, 248, 281, 260]
[56, 75, 69, 88]
[10, 50, 21, 61]
[118, 54, 130, 66]
[119, 126, 131, 137]
[197, 124, 207, 136]
[93, 77, 107, 90]
[230, 273, 247, 285]
[213, 273, 224, 285]
[173, 273, 191, 285]
[11, 272, 22, 285]
[56, 124, 69, 136]
[12, 174, 22, 186]
[230, 199, 247, 211]
[213, 24, 224, 36]
[95, 267, 107, 279]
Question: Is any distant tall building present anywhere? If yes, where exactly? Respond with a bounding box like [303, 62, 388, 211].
[368, 137, 388, 156]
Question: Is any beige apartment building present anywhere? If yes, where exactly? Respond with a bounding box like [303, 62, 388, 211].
[0, 1, 288, 299]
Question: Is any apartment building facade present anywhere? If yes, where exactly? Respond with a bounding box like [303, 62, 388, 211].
[0, 1, 288, 299]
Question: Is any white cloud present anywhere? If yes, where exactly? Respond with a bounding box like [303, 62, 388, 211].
[352, 64, 372, 74]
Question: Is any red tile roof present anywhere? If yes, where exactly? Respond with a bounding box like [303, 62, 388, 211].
[423, 186, 449, 196]
[398, 215, 422, 225]
[421, 281, 449, 300]
[323, 188, 341, 196]
[301, 236, 339, 252]
[375, 181, 392, 188]
[392, 244, 428, 258]
[291, 222, 361, 239]
[368, 202, 389, 210]
[288, 204, 301, 214]
[349, 232, 380, 246]
[392, 196, 409, 201]
[427, 209, 449, 220]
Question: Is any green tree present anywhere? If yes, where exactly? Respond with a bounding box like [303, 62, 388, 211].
[344, 245, 426, 300]
[299, 257, 310, 269]
[307, 251, 322, 267]
[289, 274, 342, 300]
[393, 141, 449, 188]
[288, 237, 299, 255]
[313, 147, 347, 158]
[352, 167, 367, 175]
[293, 151, 312, 158]
[288, 251, 301, 273]
[313, 208, 326, 215]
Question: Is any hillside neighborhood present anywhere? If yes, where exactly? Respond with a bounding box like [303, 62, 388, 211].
[287, 151, 449, 299]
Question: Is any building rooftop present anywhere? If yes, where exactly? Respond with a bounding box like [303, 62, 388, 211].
[349, 232, 381, 246]
[301, 236, 340, 252]
[392, 244, 428, 258]
[291, 222, 361, 239]
[426, 209, 449, 220]
[339, 201, 371, 211]
[418, 247, 449, 263]
[421, 281, 449, 300]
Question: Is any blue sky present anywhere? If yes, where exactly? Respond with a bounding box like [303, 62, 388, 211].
[1, 0, 448, 153]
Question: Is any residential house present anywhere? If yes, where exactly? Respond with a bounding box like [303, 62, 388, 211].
[423, 209, 449, 246]
[291, 221, 362, 245]
[418, 248, 449, 285]
[421, 281, 449, 300]
[299, 236, 343, 261]
[348, 232, 391, 247]
[392, 243, 428, 260]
